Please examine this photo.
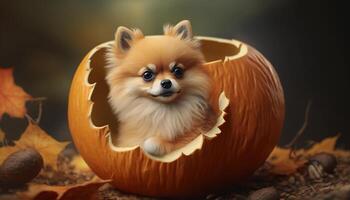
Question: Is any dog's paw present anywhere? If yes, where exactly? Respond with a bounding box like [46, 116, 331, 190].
[143, 137, 166, 156]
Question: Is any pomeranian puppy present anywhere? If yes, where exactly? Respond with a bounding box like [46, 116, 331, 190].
[105, 20, 214, 156]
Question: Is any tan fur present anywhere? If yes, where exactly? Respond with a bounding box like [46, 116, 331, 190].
[105, 21, 215, 156]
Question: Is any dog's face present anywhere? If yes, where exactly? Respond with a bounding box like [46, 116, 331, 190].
[106, 21, 210, 106]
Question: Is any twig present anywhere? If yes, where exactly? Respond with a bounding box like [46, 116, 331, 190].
[26, 96, 46, 124]
[286, 100, 312, 158]
[25, 113, 36, 124]
[25, 97, 47, 124]
[35, 100, 43, 124]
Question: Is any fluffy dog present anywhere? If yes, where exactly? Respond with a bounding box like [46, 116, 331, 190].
[105, 20, 214, 156]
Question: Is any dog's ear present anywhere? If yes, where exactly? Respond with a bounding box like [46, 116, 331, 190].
[114, 26, 134, 54]
[173, 20, 193, 40]
[114, 26, 143, 55]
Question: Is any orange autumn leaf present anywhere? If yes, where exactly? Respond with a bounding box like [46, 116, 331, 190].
[71, 155, 91, 172]
[304, 134, 350, 158]
[0, 144, 18, 164]
[17, 177, 110, 200]
[0, 67, 32, 119]
[332, 149, 350, 158]
[0, 129, 17, 164]
[267, 134, 348, 175]
[0, 121, 69, 169]
[304, 134, 340, 156]
[15, 121, 70, 168]
[267, 147, 307, 175]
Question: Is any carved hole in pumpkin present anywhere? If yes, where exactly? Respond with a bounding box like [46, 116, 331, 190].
[200, 38, 241, 62]
[86, 38, 241, 161]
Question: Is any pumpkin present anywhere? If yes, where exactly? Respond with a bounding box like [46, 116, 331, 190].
[68, 36, 285, 198]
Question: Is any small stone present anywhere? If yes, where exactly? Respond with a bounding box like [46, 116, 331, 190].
[248, 187, 279, 200]
[0, 148, 43, 187]
[309, 153, 337, 173]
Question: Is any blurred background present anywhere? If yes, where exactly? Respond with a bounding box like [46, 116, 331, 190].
[0, 0, 349, 148]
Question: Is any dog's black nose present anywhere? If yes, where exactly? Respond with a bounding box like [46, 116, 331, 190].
[160, 79, 172, 89]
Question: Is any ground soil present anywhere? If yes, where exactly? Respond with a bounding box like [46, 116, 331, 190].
[0, 150, 349, 200]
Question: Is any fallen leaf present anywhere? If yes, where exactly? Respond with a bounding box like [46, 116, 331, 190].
[71, 155, 91, 172]
[304, 134, 350, 158]
[17, 177, 111, 200]
[0, 67, 32, 119]
[0, 121, 69, 169]
[267, 135, 347, 175]
[304, 134, 340, 156]
[333, 149, 350, 158]
[267, 147, 306, 175]
[15, 121, 70, 169]
[0, 144, 18, 164]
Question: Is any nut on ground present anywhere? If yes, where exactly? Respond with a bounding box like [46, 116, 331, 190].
[0, 148, 44, 187]
[308, 153, 337, 179]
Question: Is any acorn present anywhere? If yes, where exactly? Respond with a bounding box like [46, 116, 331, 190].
[248, 187, 279, 200]
[0, 148, 44, 187]
[309, 153, 337, 173]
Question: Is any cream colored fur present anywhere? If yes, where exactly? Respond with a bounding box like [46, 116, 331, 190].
[105, 20, 214, 156]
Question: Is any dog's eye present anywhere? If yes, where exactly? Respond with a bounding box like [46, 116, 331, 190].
[172, 66, 184, 78]
[142, 71, 154, 82]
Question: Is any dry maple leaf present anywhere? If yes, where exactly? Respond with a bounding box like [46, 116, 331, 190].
[0, 121, 69, 169]
[267, 147, 307, 175]
[267, 134, 348, 175]
[17, 177, 111, 200]
[304, 134, 350, 158]
[71, 155, 91, 172]
[304, 134, 340, 156]
[0, 143, 18, 164]
[15, 121, 70, 169]
[0, 67, 32, 119]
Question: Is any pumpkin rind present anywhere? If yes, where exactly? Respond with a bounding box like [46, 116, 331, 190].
[68, 37, 285, 198]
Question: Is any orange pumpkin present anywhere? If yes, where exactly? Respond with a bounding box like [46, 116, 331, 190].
[68, 36, 285, 198]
